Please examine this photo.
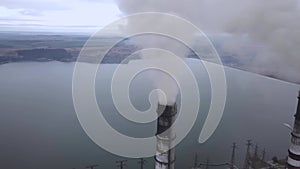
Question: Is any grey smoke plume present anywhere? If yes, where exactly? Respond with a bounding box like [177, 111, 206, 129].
[215, 0, 300, 84]
[126, 29, 194, 105]
[115, 2, 197, 105]
[115, 0, 300, 84]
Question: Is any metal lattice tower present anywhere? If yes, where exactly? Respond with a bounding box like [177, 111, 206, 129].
[205, 157, 210, 169]
[230, 142, 237, 169]
[138, 158, 146, 169]
[116, 160, 127, 169]
[262, 149, 266, 161]
[243, 140, 252, 169]
[85, 164, 99, 169]
[193, 153, 198, 168]
[254, 144, 258, 157]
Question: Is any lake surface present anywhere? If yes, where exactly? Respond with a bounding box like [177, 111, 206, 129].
[0, 60, 299, 169]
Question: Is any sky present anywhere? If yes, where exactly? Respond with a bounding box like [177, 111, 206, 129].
[0, 0, 121, 32]
[1, 0, 300, 84]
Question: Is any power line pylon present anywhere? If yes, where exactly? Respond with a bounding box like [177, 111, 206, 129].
[138, 158, 146, 169]
[193, 153, 198, 168]
[116, 160, 127, 169]
[230, 142, 237, 169]
[262, 148, 266, 162]
[205, 157, 210, 169]
[243, 140, 252, 169]
[86, 164, 99, 169]
[254, 143, 258, 157]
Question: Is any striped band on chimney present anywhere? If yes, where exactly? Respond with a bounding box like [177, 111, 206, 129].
[287, 91, 300, 169]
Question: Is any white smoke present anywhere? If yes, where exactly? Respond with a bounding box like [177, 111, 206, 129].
[127, 27, 193, 105]
[115, 0, 300, 84]
[115, 2, 197, 105]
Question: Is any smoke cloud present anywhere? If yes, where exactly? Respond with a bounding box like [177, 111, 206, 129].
[115, 7, 197, 105]
[115, 0, 300, 85]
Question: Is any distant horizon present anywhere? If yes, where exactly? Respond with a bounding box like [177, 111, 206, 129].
[0, 1, 121, 30]
[0, 25, 102, 35]
[0, 24, 129, 36]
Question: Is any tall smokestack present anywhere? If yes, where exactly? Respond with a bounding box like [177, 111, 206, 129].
[287, 91, 300, 169]
[155, 103, 177, 169]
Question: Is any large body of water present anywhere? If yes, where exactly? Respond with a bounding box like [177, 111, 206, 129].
[0, 60, 299, 169]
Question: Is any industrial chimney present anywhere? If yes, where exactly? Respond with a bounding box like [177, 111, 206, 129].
[287, 91, 300, 169]
[155, 103, 177, 169]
